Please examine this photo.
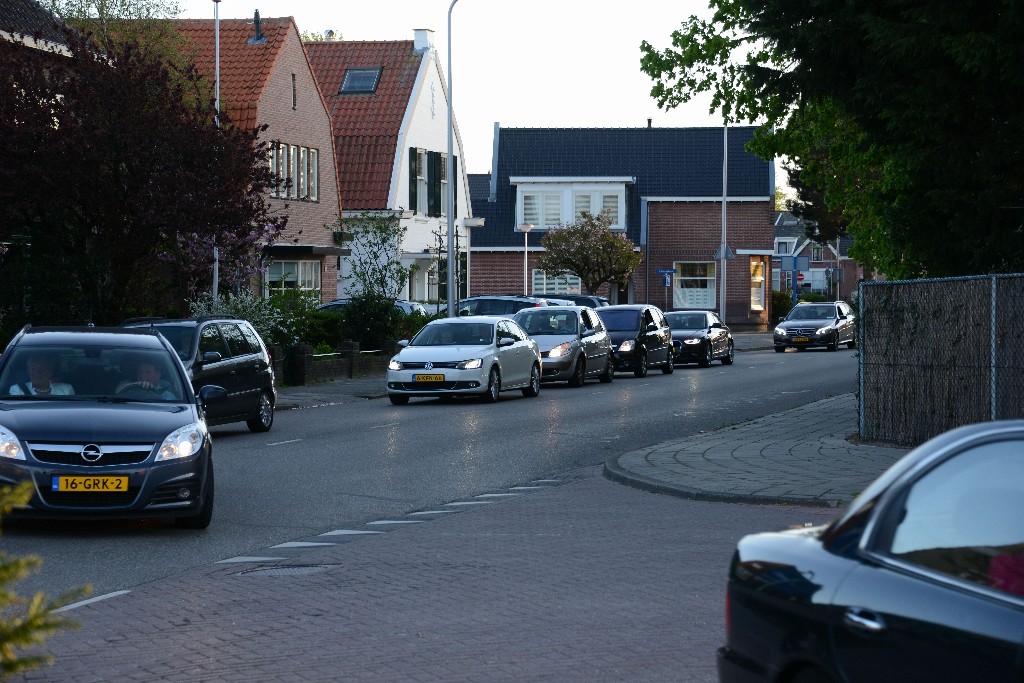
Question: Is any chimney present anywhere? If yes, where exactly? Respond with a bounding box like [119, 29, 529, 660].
[249, 9, 266, 45]
[413, 28, 434, 53]
[647, 118, 652, 128]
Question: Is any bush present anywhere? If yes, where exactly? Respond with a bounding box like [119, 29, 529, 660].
[798, 291, 828, 303]
[188, 291, 282, 344]
[772, 290, 795, 321]
[338, 294, 405, 350]
[0, 483, 85, 677]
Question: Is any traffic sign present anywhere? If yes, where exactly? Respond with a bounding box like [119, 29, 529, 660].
[654, 268, 675, 274]
[662, 274, 672, 287]
[796, 273, 805, 282]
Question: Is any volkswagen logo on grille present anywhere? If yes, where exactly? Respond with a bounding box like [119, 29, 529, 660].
[80, 444, 103, 463]
[424, 361, 433, 370]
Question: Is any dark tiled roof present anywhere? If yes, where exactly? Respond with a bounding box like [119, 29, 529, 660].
[171, 17, 293, 132]
[305, 40, 421, 210]
[467, 174, 498, 232]
[773, 211, 854, 257]
[472, 126, 772, 248]
[0, 0, 70, 46]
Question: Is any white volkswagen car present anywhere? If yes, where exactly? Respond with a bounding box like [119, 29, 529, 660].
[386, 316, 541, 405]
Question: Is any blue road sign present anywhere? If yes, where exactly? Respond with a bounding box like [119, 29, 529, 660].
[654, 268, 674, 274]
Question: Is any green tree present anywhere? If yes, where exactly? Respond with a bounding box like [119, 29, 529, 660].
[538, 212, 643, 295]
[640, 0, 1024, 278]
[340, 212, 409, 300]
[0, 483, 85, 678]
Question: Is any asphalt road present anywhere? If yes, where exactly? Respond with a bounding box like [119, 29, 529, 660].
[3, 348, 857, 601]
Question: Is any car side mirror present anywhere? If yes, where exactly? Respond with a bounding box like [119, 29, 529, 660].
[646, 322, 658, 331]
[711, 322, 723, 329]
[198, 384, 227, 405]
[192, 350, 222, 370]
[398, 340, 409, 348]
[497, 337, 515, 347]
[778, 316, 786, 323]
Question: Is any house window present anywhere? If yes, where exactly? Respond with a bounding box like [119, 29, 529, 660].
[673, 261, 716, 309]
[416, 150, 427, 215]
[291, 73, 297, 109]
[750, 260, 765, 311]
[522, 192, 561, 228]
[440, 154, 448, 216]
[812, 244, 824, 262]
[340, 68, 381, 93]
[266, 260, 321, 294]
[269, 143, 319, 201]
[571, 191, 622, 227]
[532, 270, 582, 295]
[775, 239, 793, 255]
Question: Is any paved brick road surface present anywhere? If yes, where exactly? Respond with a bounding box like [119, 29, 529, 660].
[19, 468, 836, 683]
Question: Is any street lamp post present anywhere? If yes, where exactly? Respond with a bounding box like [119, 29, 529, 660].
[212, 0, 221, 298]
[518, 223, 534, 295]
[445, 0, 459, 317]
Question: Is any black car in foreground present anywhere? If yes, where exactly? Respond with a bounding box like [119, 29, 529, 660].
[596, 304, 674, 377]
[773, 301, 856, 352]
[123, 316, 276, 432]
[719, 420, 1024, 683]
[0, 326, 226, 528]
[666, 310, 734, 367]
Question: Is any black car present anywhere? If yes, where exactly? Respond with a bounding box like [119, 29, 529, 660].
[773, 301, 856, 352]
[596, 304, 674, 377]
[0, 326, 225, 528]
[666, 310, 734, 367]
[719, 420, 1024, 683]
[555, 294, 611, 308]
[123, 316, 276, 432]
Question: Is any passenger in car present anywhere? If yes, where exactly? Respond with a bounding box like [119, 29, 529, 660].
[9, 353, 75, 396]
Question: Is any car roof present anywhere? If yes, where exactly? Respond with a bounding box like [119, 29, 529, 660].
[430, 315, 506, 324]
[123, 316, 245, 326]
[599, 304, 652, 311]
[514, 305, 589, 314]
[15, 326, 171, 349]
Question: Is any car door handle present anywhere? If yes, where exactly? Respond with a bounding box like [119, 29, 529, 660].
[844, 607, 886, 633]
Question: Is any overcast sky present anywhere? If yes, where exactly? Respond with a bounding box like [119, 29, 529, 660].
[176, 0, 757, 176]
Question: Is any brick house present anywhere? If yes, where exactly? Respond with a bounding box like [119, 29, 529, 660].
[172, 14, 342, 303]
[469, 126, 775, 329]
[772, 211, 876, 303]
[305, 29, 475, 303]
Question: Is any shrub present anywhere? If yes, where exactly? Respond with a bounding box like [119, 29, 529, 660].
[339, 294, 405, 350]
[0, 483, 85, 677]
[772, 290, 795, 321]
[798, 291, 828, 303]
[187, 291, 282, 343]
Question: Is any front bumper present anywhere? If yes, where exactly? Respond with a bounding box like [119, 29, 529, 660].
[0, 447, 210, 521]
[611, 350, 640, 371]
[387, 367, 488, 396]
[773, 330, 834, 349]
[539, 353, 575, 382]
[671, 340, 705, 363]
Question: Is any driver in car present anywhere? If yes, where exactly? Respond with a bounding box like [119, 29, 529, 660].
[116, 361, 175, 399]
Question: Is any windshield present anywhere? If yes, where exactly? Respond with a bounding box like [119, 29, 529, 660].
[787, 305, 835, 321]
[143, 323, 196, 361]
[0, 344, 187, 402]
[410, 323, 495, 346]
[666, 313, 706, 330]
[598, 310, 640, 332]
[514, 311, 578, 336]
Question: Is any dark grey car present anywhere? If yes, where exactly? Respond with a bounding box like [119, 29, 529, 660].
[773, 301, 857, 352]
[123, 317, 276, 431]
[513, 306, 614, 386]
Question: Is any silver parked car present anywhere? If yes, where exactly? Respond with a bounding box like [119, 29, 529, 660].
[512, 306, 614, 386]
[386, 316, 541, 404]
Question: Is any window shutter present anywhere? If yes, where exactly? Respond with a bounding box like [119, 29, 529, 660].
[409, 148, 418, 213]
[428, 151, 441, 217]
[452, 155, 458, 218]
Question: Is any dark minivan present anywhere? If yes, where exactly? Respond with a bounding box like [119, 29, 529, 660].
[596, 304, 674, 377]
[123, 316, 276, 432]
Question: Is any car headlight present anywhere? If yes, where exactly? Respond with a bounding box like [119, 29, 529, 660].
[618, 339, 635, 353]
[388, 358, 404, 371]
[156, 423, 206, 461]
[683, 338, 701, 345]
[548, 342, 572, 358]
[774, 327, 787, 336]
[457, 358, 483, 370]
[816, 326, 833, 336]
[0, 425, 24, 460]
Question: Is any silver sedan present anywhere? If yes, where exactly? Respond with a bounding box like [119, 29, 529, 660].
[512, 306, 614, 386]
[386, 316, 541, 405]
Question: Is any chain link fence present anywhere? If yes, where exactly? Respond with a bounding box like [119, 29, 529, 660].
[859, 274, 1024, 446]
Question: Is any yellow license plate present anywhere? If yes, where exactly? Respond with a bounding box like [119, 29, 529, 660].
[413, 374, 445, 382]
[792, 337, 811, 343]
[51, 476, 128, 492]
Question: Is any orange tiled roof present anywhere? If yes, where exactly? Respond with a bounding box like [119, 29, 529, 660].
[305, 40, 421, 209]
[170, 16, 291, 132]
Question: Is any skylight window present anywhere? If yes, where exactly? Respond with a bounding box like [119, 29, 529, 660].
[340, 68, 381, 94]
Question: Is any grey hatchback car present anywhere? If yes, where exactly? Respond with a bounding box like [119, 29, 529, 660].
[513, 306, 614, 386]
[773, 301, 857, 352]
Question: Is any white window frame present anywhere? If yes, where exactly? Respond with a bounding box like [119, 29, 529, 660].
[308, 148, 318, 201]
[812, 244, 824, 262]
[265, 259, 321, 294]
[532, 270, 582, 295]
[513, 179, 628, 231]
[440, 152, 448, 216]
[416, 149, 427, 216]
[750, 260, 765, 311]
[673, 261, 717, 310]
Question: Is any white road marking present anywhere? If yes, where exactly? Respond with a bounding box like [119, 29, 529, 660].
[271, 541, 338, 548]
[445, 501, 492, 506]
[54, 590, 131, 613]
[319, 529, 384, 536]
[267, 439, 302, 446]
[475, 493, 520, 498]
[216, 556, 286, 563]
[408, 510, 454, 515]
[367, 519, 425, 525]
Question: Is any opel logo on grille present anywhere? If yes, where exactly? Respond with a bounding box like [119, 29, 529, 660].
[425, 361, 433, 370]
[80, 444, 103, 463]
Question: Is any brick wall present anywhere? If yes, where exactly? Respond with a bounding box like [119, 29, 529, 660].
[258, 26, 341, 303]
